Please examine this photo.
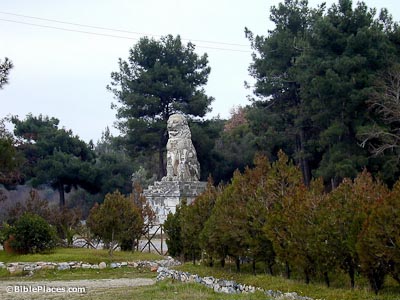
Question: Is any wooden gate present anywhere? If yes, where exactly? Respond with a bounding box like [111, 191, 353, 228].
[138, 224, 167, 256]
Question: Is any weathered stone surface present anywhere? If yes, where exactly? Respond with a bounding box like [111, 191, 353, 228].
[81, 263, 91, 269]
[41, 263, 56, 270]
[99, 262, 107, 269]
[110, 263, 119, 269]
[57, 263, 70, 271]
[142, 114, 207, 224]
[144, 181, 207, 224]
[0, 262, 5, 269]
[163, 114, 200, 182]
[156, 267, 314, 299]
[2, 258, 181, 279]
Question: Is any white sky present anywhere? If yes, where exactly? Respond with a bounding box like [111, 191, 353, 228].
[1, 0, 399, 142]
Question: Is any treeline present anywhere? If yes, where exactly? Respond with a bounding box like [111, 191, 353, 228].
[0, 115, 137, 215]
[165, 151, 400, 294]
[4, 0, 400, 197]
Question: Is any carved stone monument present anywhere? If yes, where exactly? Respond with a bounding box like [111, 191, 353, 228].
[143, 114, 207, 224]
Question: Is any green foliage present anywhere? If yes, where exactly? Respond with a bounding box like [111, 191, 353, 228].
[0, 57, 13, 89]
[164, 206, 183, 258]
[212, 109, 258, 183]
[3, 213, 57, 254]
[95, 127, 136, 196]
[178, 263, 400, 300]
[317, 170, 389, 289]
[108, 34, 213, 179]
[246, 0, 400, 186]
[12, 114, 99, 208]
[357, 179, 400, 293]
[180, 179, 218, 263]
[262, 151, 304, 278]
[0, 118, 24, 187]
[189, 118, 225, 181]
[87, 191, 143, 255]
[165, 147, 400, 293]
[4, 189, 82, 246]
[201, 172, 252, 270]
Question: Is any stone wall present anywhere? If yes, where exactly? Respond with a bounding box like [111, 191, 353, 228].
[156, 267, 314, 299]
[0, 258, 180, 276]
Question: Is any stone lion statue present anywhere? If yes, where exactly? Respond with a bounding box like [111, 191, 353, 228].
[162, 114, 200, 182]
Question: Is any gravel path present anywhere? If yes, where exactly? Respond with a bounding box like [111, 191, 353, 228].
[0, 278, 155, 300]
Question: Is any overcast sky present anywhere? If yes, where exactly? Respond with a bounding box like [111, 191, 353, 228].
[1, 0, 399, 142]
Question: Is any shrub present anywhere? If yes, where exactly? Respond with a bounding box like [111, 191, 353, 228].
[164, 206, 183, 258]
[6, 213, 57, 254]
[87, 191, 143, 256]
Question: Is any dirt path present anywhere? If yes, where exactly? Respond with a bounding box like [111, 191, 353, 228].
[0, 278, 155, 300]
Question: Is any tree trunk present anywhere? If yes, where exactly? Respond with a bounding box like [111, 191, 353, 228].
[304, 269, 310, 284]
[252, 259, 256, 275]
[58, 182, 65, 209]
[285, 261, 291, 279]
[109, 229, 115, 258]
[220, 258, 225, 268]
[297, 129, 311, 186]
[235, 257, 241, 273]
[264, 260, 274, 275]
[349, 264, 355, 289]
[268, 263, 274, 275]
[324, 271, 330, 287]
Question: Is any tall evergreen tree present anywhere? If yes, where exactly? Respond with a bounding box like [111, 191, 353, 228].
[12, 114, 99, 209]
[108, 35, 213, 179]
[0, 118, 23, 187]
[246, 0, 323, 185]
[247, 0, 400, 186]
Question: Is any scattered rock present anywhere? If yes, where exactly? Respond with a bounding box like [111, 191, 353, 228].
[2, 258, 182, 278]
[81, 263, 91, 269]
[156, 267, 314, 299]
[110, 263, 118, 269]
[150, 266, 158, 272]
[57, 263, 70, 271]
[42, 263, 55, 270]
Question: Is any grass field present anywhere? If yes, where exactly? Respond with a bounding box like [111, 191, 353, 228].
[0, 248, 162, 264]
[1, 249, 400, 300]
[78, 280, 269, 300]
[177, 263, 400, 300]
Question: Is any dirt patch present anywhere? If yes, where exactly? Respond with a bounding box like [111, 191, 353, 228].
[0, 278, 155, 299]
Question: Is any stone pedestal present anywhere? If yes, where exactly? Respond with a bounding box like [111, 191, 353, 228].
[143, 181, 207, 224]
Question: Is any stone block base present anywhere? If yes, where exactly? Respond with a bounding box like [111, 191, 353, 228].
[143, 181, 207, 224]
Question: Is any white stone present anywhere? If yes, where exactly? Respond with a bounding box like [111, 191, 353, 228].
[99, 262, 107, 269]
[110, 263, 118, 268]
[81, 263, 91, 269]
[162, 114, 200, 182]
[57, 263, 70, 271]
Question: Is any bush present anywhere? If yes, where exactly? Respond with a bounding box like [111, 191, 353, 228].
[164, 207, 183, 258]
[5, 213, 57, 254]
[87, 191, 143, 256]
